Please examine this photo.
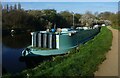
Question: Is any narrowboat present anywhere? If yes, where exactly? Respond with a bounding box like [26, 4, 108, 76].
[22, 27, 100, 56]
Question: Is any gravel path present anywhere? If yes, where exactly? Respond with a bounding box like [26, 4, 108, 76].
[94, 26, 118, 76]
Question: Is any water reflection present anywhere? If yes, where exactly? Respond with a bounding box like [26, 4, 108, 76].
[3, 33, 31, 48]
[19, 56, 52, 68]
[2, 45, 26, 74]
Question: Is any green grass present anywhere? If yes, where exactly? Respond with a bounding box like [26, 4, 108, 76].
[2, 27, 112, 77]
[112, 26, 120, 31]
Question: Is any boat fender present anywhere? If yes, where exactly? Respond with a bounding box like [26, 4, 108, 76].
[68, 33, 72, 36]
[22, 48, 31, 56]
[22, 50, 26, 56]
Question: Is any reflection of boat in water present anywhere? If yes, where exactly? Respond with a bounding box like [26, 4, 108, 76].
[3, 33, 31, 48]
[19, 55, 53, 68]
[22, 27, 100, 56]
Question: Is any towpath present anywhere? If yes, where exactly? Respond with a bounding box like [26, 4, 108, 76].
[94, 26, 118, 76]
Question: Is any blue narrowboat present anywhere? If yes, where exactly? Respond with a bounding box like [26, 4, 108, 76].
[22, 27, 100, 56]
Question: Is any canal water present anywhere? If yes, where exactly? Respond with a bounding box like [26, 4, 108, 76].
[2, 33, 52, 74]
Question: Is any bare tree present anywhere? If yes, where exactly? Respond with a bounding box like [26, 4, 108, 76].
[10, 5, 13, 11]
[18, 3, 21, 10]
[14, 4, 17, 10]
[6, 4, 9, 11]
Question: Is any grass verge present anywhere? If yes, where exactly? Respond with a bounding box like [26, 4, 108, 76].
[3, 27, 112, 77]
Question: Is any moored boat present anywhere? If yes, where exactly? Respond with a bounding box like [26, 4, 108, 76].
[22, 26, 100, 56]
